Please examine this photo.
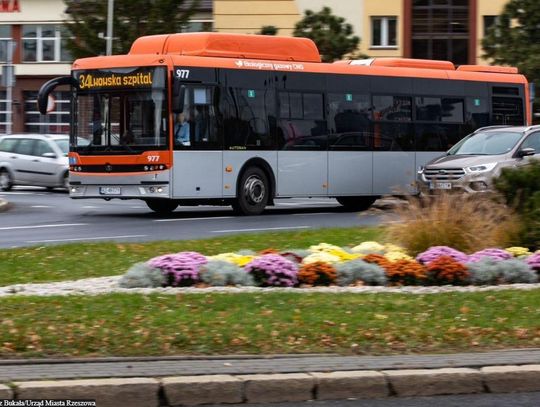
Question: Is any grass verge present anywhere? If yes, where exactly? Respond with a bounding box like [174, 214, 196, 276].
[1, 290, 539, 358]
[0, 227, 382, 286]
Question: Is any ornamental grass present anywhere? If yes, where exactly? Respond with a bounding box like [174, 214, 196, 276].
[298, 261, 337, 286]
[385, 192, 520, 255]
[426, 255, 469, 286]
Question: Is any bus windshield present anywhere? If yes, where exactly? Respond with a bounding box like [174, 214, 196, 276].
[72, 67, 168, 154]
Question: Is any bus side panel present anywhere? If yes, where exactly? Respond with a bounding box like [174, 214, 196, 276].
[277, 151, 327, 197]
[328, 151, 373, 196]
[171, 151, 223, 198]
[223, 150, 278, 197]
[373, 152, 416, 195]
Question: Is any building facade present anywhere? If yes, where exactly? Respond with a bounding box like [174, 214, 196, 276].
[0, 0, 212, 135]
[214, 0, 508, 65]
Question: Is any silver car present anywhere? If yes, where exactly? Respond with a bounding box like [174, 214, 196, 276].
[418, 125, 540, 193]
[0, 134, 70, 191]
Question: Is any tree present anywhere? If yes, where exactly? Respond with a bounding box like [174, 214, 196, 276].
[292, 7, 360, 62]
[63, 0, 200, 58]
[259, 25, 278, 36]
[482, 0, 540, 120]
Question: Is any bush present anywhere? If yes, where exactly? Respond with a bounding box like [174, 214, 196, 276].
[466, 258, 538, 285]
[147, 252, 207, 287]
[118, 262, 166, 288]
[494, 159, 540, 250]
[416, 246, 469, 265]
[426, 256, 469, 285]
[199, 260, 254, 286]
[384, 259, 427, 286]
[298, 261, 336, 286]
[244, 254, 298, 287]
[497, 259, 538, 284]
[385, 192, 520, 254]
[468, 248, 512, 263]
[335, 260, 387, 286]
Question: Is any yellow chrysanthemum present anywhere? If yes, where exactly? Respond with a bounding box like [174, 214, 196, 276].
[505, 247, 531, 257]
[384, 251, 413, 262]
[351, 241, 385, 254]
[327, 248, 361, 261]
[309, 243, 343, 253]
[384, 243, 408, 254]
[208, 253, 254, 266]
[302, 252, 341, 264]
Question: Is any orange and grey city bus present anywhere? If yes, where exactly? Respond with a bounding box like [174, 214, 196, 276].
[37, 33, 530, 215]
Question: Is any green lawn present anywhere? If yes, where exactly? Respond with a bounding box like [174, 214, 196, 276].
[0, 290, 538, 358]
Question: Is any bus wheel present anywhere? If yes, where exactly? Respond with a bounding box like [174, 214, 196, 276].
[232, 167, 269, 215]
[336, 196, 377, 211]
[145, 199, 178, 214]
[0, 169, 13, 191]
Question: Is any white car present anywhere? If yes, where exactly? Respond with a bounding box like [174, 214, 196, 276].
[0, 134, 70, 191]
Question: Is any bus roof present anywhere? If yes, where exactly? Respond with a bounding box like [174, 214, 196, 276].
[72, 33, 526, 86]
[129, 32, 322, 63]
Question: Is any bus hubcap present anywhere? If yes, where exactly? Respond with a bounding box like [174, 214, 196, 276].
[244, 176, 265, 204]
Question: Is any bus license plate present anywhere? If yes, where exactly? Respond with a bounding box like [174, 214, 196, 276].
[100, 186, 121, 195]
[430, 182, 452, 190]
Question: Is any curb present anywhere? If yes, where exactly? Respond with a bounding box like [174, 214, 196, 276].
[3, 365, 540, 406]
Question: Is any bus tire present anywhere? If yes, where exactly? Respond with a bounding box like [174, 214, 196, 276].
[232, 166, 269, 215]
[0, 169, 13, 191]
[336, 196, 377, 211]
[145, 199, 178, 214]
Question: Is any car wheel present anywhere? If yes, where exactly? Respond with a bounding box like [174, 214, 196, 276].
[0, 169, 13, 191]
[336, 196, 378, 211]
[232, 166, 269, 215]
[145, 199, 178, 214]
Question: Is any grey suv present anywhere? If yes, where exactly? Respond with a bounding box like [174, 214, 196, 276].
[418, 125, 540, 193]
[0, 134, 70, 191]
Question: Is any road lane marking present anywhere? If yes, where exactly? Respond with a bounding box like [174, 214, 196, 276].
[291, 212, 336, 216]
[0, 223, 87, 231]
[31, 205, 52, 208]
[27, 235, 147, 244]
[155, 216, 234, 222]
[212, 226, 310, 233]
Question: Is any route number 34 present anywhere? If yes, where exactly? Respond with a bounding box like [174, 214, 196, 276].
[147, 155, 159, 162]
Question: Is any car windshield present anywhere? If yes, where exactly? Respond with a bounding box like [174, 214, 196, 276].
[448, 131, 523, 155]
[53, 138, 69, 155]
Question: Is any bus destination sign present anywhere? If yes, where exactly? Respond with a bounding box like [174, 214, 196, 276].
[78, 70, 153, 90]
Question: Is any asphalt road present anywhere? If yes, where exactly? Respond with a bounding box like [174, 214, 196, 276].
[0, 187, 389, 248]
[210, 392, 540, 407]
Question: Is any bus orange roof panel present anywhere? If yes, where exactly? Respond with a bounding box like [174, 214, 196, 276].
[129, 32, 322, 63]
[369, 58, 456, 71]
[457, 65, 519, 74]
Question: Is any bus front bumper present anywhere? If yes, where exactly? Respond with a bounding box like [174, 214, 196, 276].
[69, 183, 170, 199]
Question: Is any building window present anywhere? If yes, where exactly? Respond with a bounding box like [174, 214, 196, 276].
[411, 0, 469, 65]
[24, 91, 70, 134]
[0, 25, 11, 63]
[22, 25, 72, 63]
[183, 20, 213, 33]
[371, 17, 397, 47]
[483, 15, 498, 36]
[0, 90, 7, 133]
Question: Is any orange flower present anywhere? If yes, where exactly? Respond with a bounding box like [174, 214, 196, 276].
[385, 260, 427, 286]
[298, 261, 337, 286]
[426, 255, 469, 285]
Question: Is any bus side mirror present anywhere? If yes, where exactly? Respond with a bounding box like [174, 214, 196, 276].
[37, 76, 77, 114]
[172, 78, 185, 114]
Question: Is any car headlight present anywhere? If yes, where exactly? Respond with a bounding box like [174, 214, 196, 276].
[466, 162, 497, 173]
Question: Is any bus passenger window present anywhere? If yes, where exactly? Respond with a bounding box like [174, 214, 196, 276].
[327, 93, 371, 150]
[373, 95, 412, 121]
[278, 91, 326, 150]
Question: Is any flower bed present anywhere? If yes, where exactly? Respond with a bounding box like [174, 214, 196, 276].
[119, 242, 540, 289]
